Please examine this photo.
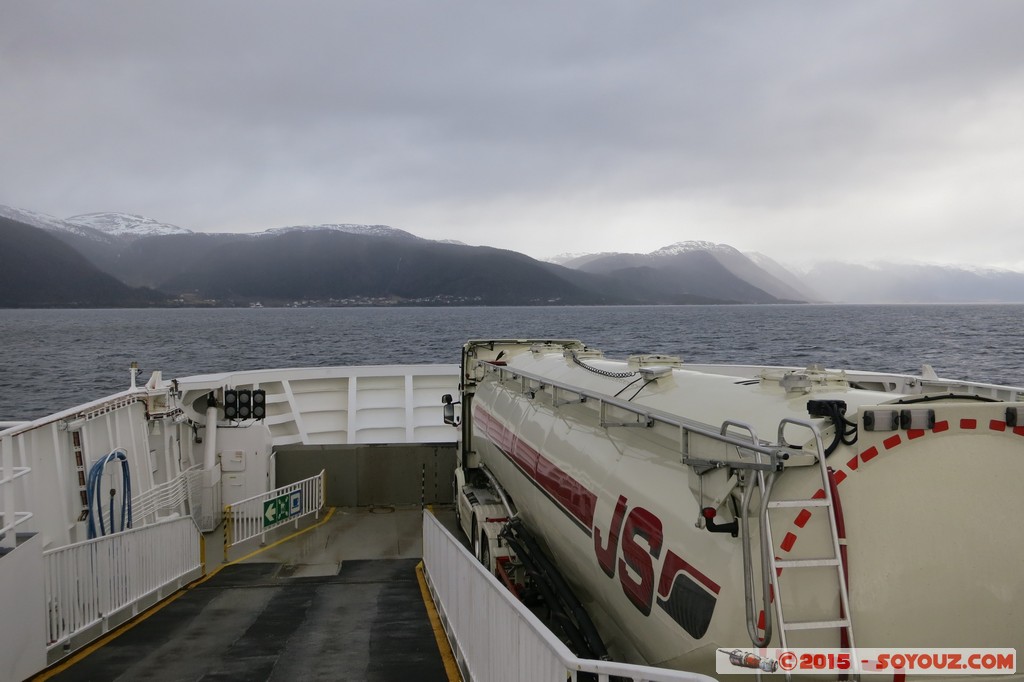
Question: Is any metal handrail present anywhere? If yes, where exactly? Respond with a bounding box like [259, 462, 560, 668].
[222, 470, 325, 559]
[43, 516, 202, 650]
[480, 361, 797, 471]
[422, 511, 718, 682]
[131, 465, 201, 525]
[722, 420, 779, 649]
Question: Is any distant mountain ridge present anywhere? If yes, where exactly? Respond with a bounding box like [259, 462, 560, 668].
[0, 204, 113, 242]
[559, 241, 808, 303]
[66, 212, 193, 239]
[799, 261, 1024, 303]
[262, 224, 420, 240]
[5, 202, 1024, 306]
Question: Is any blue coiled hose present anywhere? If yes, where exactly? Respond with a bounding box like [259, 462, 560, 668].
[86, 448, 133, 539]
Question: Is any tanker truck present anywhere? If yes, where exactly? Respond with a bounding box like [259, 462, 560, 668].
[445, 339, 1024, 679]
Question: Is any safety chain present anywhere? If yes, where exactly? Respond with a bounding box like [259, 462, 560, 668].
[570, 351, 638, 379]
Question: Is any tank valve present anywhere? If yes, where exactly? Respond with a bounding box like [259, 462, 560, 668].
[720, 649, 778, 673]
[701, 507, 738, 537]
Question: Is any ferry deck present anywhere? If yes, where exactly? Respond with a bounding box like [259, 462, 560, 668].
[36, 506, 460, 682]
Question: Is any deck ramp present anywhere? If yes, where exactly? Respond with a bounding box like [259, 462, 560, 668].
[46, 558, 450, 682]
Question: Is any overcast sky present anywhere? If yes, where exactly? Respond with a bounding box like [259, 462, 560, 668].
[2, 2, 1023, 269]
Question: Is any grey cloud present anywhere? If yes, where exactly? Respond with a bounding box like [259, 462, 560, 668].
[2, 1, 1023, 265]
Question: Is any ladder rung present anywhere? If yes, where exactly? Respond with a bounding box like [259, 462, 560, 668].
[775, 558, 840, 568]
[784, 618, 851, 631]
[768, 499, 830, 508]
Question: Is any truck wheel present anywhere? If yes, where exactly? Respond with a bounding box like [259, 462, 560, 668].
[480, 531, 491, 573]
[453, 478, 461, 527]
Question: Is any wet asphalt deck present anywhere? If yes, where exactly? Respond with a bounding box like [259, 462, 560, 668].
[42, 507, 458, 682]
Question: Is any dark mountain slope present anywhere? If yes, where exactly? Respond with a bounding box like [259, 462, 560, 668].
[91, 233, 252, 288]
[0, 217, 166, 307]
[160, 231, 643, 305]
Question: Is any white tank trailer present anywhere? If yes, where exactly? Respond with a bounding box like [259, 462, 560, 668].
[448, 339, 1024, 680]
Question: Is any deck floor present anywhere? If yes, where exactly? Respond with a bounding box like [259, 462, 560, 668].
[44, 507, 458, 682]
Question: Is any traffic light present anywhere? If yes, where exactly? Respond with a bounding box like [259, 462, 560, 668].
[223, 388, 265, 421]
[252, 389, 266, 420]
[237, 390, 252, 419]
[223, 389, 239, 419]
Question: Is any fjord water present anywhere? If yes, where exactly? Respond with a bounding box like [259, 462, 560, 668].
[1, 304, 1021, 420]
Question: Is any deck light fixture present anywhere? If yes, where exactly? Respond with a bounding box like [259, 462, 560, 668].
[252, 389, 266, 420]
[223, 390, 239, 419]
[237, 390, 252, 420]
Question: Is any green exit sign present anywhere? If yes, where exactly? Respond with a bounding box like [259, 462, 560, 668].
[263, 490, 302, 527]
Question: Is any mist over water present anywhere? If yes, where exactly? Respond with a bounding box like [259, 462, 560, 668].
[2, 304, 1022, 420]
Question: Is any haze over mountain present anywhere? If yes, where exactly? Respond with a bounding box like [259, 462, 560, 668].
[557, 242, 811, 303]
[553, 244, 1024, 304]
[798, 262, 1024, 304]
[3, 203, 1024, 306]
[0, 216, 166, 307]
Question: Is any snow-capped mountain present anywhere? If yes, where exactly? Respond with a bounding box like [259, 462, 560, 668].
[553, 241, 740, 268]
[546, 252, 592, 266]
[650, 240, 736, 257]
[260, 223, 419, 240]
[0, 204, 109, 240]
[0, 205, 68, 231]
[555, 241, 811, 303]
[65, 212, 192, 239]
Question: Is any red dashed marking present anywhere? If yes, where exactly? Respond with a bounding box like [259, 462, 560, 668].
[757, 610, 765, 630]
[784, 410, 1017, 579]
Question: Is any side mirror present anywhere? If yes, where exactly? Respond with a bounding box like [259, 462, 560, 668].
[442, 394, 461, 426]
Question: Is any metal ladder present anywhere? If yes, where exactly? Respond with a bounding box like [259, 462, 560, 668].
[765, 418, 857, 676]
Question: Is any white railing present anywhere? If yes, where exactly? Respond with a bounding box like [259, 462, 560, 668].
[421, 512, 718, 682]
[131, 465, 199, 526]
[0, 434, 32, 549]
[189, 469, 221, 533]
[0, 468, 32, 546]
[43, 516, 202, 650]
[223, 470, 325, 558]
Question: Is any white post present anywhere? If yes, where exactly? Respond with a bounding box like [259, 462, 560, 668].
[1, 436, 14, 549]
[203, 398, 218, 471]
